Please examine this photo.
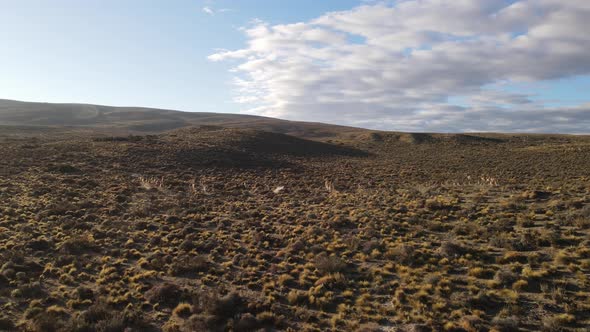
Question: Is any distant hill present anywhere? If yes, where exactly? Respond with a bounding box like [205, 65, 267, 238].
[3, 99, 585, 146]
[0, 99, 365, 139]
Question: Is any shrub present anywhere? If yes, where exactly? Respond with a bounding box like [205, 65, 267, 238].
[554, 250, 573, 265]
[49, 164, 81, 174]
[386, 244, 414, 265]
[168, 255, 209, 276]
[181, 315, 214, 332]
[277, 274, 294, 287]
[542, 314, 575, 331]
[173, 303, 193, 319]
[512, 280, 529, 292]
[256, 311, 279, 326]
[45, 200, 77, 216]
[425, 196, 457, 211]
[314, 254, 347, 275]
[439, 241, 469, 258]
[369, 132, 383, 142]
[145, 283, 182, 307]
[510, 232, 538, 251]
[16, 282, 46, 299]
[399, 324, 432, 332]
[193, 291, 244, 321]
[460, 316, 484, 332]
[494, 268, 518, 287]
[25, 312, 64, 332]
[60, 234, 97, 255]
[287, 290, 307, 305]
[28, 238, 52, 251]
[355, 322, 382, 332]
[235, 313, 260, 332]
[468, 267, 486, 278]
[76, 286, 95, 301]
[492, 315, 520, 332]
[574, 217, 590, 229]
[314, 273, 347, 289]
[66, 301, 153, 332]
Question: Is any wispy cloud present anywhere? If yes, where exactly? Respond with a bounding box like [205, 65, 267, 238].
[210, 0, 590, 133]
[202, 5, 231, 16]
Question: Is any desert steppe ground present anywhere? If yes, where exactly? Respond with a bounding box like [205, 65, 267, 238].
[1, 127, 589, 331]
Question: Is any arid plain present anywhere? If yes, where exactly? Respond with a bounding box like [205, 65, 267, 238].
[0, 101, 589, 331]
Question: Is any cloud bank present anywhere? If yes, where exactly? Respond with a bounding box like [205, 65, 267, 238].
[210, 0, 590, 133]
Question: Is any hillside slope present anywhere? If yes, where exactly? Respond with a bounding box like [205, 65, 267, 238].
[0, 99, 365, 139]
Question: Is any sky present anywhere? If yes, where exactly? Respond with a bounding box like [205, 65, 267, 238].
[1, 0, 590, 133]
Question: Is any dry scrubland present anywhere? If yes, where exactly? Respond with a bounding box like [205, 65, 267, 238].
[0, 127, 589, 332]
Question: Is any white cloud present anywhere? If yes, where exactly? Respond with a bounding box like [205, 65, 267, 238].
[210, 0, 590, 133]
[202, 6, 231, 16]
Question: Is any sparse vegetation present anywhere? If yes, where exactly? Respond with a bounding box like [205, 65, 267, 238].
[0, 127, 589, 330]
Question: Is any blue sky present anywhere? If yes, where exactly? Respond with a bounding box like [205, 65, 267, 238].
[0, 0, 359, 113]
[1, 0, 589, 133]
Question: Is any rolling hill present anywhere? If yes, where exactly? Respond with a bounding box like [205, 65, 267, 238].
[0, 99, 365, 139]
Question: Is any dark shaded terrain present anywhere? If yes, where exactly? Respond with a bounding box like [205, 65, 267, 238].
[0, 125, 590, 331]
